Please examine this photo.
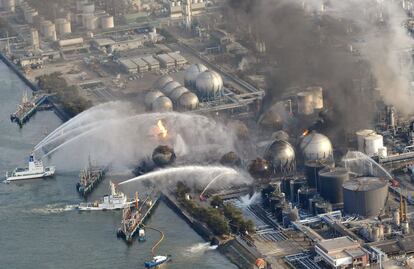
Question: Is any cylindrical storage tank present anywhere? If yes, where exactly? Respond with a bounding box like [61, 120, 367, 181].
[393, 210, 400, 226]
[82, 3, 95, 13]
[355, 129, 375, 152]
[179, 92, 199, 110]
[297, 91, 314, 115]
[307, 86, 323, 109]
[378, 147, 388, 158]
[402, 222, 410, 234]
[372, 226, 380, 241]
[58, 37, 84, 47]
[162, 81, 181, 96]
[195, 70, 223, 100]
[318, 167, 349, 204]
[154, 75, 174, 89]
[100, 15, 114, 29]
[26, 10, 38, 24]
[83, 14, 97, 30]
[184, 63, 208, 89]
[55, 18, 71, 35]
[343, 177, 388, 217]
[152, 96, 173, 112]
[282, 177, 293, 199]
[364, 134, 383, 157]
[290, 178, 307, 203]
[263, 140, 296, 175]
[76, 0, 88, 11]
[42, 22, 57, 41]
[315, 202, 332, 214]
[300, 132, 333, 161]
[384, 224, 392, 235]
[298, 187, 316, 209]
[275, 204, 284, 222]
[169, 86, 189, 103]
[305, 159, 334, 189]
[144, 90, 164, 110]
[152, 145, 176, 167]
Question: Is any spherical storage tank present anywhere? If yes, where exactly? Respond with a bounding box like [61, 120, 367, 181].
[195, 70, 223, 100]
[152, 145, 176, 167]
[184, 63, 208, 89]
[264, 140, 296, 174]
[152, 96, 173, 112]
[162, 81, 181, 96]
[144, 90, 164, 109]
[220, 151, 242, 167]
[318, 167, 349, 204]
[343, 177, 388, 217]
[154, 75, 174, 89]
[179, 92, 199, 110]
[169, 86, 189, 103]
[300, 132, 333, 161]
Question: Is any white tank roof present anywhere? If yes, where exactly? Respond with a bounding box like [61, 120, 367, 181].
[300, 132, 333, 161]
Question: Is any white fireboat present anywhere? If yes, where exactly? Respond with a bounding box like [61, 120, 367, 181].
[5, 154, 55, 181]
[77, 181, 133, 211]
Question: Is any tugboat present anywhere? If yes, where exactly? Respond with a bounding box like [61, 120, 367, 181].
[76, 157, 106, 197]
[144, 255, 171, 268]
[5, 154, 55, 181]
[77, 181, 134, 211]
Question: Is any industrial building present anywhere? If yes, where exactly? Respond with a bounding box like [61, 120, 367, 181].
[156, 53, 176, 69]
[119, 58, 138, 74]
[315, 237, 369, 268]
[142, 56, 160, 71]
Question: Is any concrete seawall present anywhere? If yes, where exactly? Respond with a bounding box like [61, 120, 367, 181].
[161, 192, 265, 269]
[0, 53, 71, 122]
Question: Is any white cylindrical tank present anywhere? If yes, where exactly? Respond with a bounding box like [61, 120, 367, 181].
[100, 15, 114, 29]
[307, 86, 323, 109]
[82, 3, 95, 13]
[83, 14, 97, 30]
[297, 91, 314, 115]
[393, 210, 400, 226]
[378, 147, 387, 158]
[58, 37, 84, 47]
[364, 134, 383, 157]
[355, 129, 375, 152]
[55, 18, 71, 35]
[41, 21, 57, 41]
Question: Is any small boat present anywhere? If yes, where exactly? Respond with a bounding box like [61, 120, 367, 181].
[144, 255, 170, 268]
[138, 228, 146, 242]
[77, 181, 134, 211]
[5, 154, 55, 181]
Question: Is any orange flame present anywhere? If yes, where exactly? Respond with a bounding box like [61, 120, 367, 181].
[302, 129, 310, 136]
[157, 120, 168, 139]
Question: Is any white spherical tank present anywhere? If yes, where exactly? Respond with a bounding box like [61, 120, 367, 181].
[169, 86, 189, 103]
[152, 96, 173, 112]
[307, 86, 323, 109]
[162, 81, 181, 96]
[100, 15, 114, 29]
[300, 132, 333, 161]
[144, 90, 164, 109]
[364, 134, 383, 157]
[179, 92, 199, 110]
[184, 63, 208, 89]
[355, 129, 375, 152]
[195, 70, 223, 100]
[154, 75, 174, 89]
[297, 91, 314, 115]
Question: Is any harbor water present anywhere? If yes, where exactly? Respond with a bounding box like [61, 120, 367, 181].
[0, 62, 237, 269]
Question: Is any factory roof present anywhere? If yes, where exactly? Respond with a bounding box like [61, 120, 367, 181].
[142, 55, 159, 66]
[156, 53, 175, 64]
[317, 237, 360, 254]
[119, 58, 137, 69]
[398, 236, 414, 254]
[167, 52, 187, 63]
[130, 57, 148, 67]
[92, 38, 116, 47]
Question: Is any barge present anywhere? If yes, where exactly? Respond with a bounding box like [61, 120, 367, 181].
[76, 158, 107, 197]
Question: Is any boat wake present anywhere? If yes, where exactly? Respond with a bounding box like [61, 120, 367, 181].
[28, 203, 77, 215]
[184, 243, 218, 256]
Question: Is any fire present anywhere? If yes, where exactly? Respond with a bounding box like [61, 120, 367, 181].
[157, 119, 168, 139]
[302, 129, 310, 136]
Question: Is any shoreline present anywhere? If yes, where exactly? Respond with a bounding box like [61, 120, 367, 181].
[0, 53, 71, 122]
